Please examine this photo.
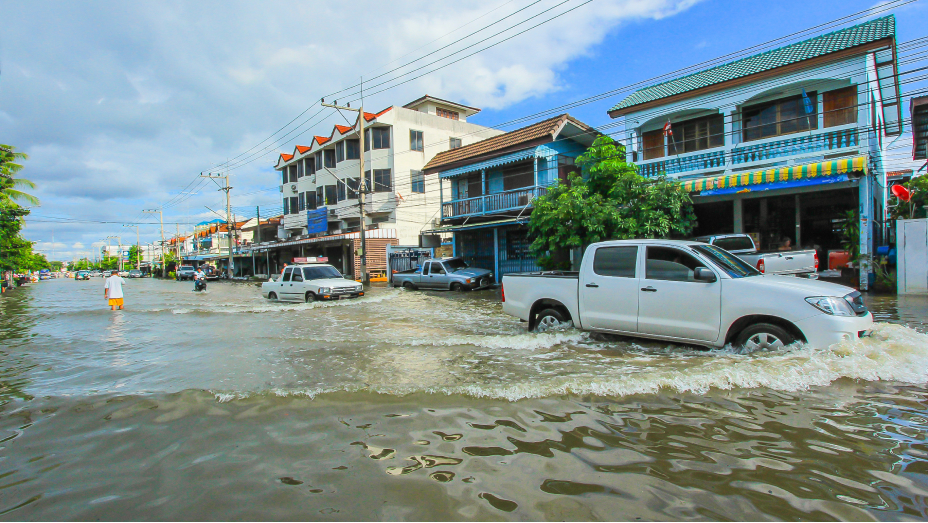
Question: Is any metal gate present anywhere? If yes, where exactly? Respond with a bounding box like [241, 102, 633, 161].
[387, 246, 433, 284]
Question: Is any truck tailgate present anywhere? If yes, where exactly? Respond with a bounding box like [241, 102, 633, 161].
[502, 272, 580, 324]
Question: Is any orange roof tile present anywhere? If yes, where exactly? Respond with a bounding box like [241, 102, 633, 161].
[335, 124, 353, 134]
[295, 145, 311, 154]
[280, 153, 293, 162]
[363, 106, 393, 122]
[314, 136, 330, 145]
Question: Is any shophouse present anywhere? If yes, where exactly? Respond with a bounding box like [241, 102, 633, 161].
[266, 95, 503, 279]
[609, 15, 902, 290]
[423, 114, 598, 280]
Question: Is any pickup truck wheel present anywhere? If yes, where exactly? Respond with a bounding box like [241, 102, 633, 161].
[534, 308, 572, 333]
[268, 292, 278, 301]
[451, 282, 464, 292]
[305, 292, 316, 303]
[402, 281, 416, 290]
[736, 323, 794, 351]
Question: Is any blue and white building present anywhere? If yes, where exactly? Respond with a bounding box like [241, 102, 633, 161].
[424, 114, 598, 280]
[609, 15, 902, 290]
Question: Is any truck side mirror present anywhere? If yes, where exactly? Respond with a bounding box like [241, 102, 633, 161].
[694, 267, 717, 283]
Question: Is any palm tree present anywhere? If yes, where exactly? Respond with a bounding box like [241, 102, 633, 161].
[0, 144, 39, 206]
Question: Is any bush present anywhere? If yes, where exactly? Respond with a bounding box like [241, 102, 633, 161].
[168, 271, 176, 280]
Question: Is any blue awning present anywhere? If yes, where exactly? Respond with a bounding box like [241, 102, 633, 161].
[439, 148, 536, 179]
[698, 173, 852, 196]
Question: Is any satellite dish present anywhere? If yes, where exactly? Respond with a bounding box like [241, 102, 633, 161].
[892, 184, 911, 202]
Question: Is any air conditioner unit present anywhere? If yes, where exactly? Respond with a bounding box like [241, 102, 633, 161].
[290, 184, 297, 192]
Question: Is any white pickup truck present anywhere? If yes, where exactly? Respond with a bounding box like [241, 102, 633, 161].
[262, 264, 364, 302]
[695, 234, 818, 276]
[501, 239, 872, 350]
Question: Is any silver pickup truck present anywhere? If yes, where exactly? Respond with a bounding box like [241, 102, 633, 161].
[695, 234, 818, 277]
[392, 257, 494, 291]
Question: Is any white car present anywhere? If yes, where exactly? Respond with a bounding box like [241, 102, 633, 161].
[262, 264, 364, 302]
[501, 239, 873, 350]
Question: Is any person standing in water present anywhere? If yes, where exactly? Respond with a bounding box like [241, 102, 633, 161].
[103, 270, 126, 311]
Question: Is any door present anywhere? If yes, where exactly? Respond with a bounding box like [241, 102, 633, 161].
[290, 269, 306, 300]
[280, 267, 295, 300]
[579, 245, 640, 332]
[426, 262, 450, 289]
[637, 246, 721, 342]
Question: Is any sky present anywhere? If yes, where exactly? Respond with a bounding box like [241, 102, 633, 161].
[2, 0, 926, 261]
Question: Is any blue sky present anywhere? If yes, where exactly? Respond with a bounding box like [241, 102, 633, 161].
[2, 0, 925, 260]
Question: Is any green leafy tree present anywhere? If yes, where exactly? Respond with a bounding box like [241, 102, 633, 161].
[528, 136, 697, 269]
[889, 175, 928, 220]
[126, 244, 142, 268]
[0, 145, 39, 206]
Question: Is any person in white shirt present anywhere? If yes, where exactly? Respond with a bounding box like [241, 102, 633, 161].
[103, 270, 126, 310]
[194, 268, 206, 290]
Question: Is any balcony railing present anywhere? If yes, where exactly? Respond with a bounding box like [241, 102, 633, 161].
[442, 185, 548, 219]
[637, 125, 861, 178]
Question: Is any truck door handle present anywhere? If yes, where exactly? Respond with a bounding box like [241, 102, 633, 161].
[641, 287, 657, 292]
[785, 256, 793, 260]
[585, 283, 599, 288]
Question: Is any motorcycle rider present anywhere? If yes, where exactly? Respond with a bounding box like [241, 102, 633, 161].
[193, 266, 206, 291]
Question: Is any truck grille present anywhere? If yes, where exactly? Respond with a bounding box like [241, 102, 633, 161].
[332, 287, 358, 295]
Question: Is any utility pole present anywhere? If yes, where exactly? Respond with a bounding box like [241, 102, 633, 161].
[201, 173, 234, 279]
[321, 97, 368, 283]
[143, 208, 166, 277]
[175, 223, 181, 268]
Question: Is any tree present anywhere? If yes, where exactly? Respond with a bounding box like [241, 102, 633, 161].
[127, 244, 141, 268]
[0, 145, 39, 206]
[528, 136, 697, 269]
[889, 175, 928, 221]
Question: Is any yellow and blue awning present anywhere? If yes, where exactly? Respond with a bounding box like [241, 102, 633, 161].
[681, 156, 867, 193]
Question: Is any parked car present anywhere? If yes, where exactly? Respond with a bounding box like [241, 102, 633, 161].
[392, 257, 494, 291]
[501, 239, 872, 350]
[262, 264, 363, 302]
[176, 265, 197, 281]
[128, 270, 142, 278]
[75, 271, 90, 280]
[694, 234, 818, 276]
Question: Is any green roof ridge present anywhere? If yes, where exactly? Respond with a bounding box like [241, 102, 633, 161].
[610, 15, 895, 113]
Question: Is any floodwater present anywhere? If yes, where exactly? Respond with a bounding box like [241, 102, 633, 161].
[1, 278, 928, 520]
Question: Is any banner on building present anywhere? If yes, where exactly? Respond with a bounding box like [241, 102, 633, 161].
[307, 207, 328, 234]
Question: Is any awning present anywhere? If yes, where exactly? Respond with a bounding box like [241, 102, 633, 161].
[681, 156, 867, 193]
[423, 218, 527, 234]
[438, 149, 536, 179]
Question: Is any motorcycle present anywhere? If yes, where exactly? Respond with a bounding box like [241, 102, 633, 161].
[194, 279, 207, 292]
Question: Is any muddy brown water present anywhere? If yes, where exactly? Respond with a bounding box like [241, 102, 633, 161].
[1, 278, 928, 520]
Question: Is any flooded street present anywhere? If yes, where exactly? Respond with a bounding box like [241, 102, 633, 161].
[2, 278, 928, 520]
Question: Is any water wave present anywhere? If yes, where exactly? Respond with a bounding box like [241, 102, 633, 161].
[166, 291, 399, 314]
[210, 323, 928, 402]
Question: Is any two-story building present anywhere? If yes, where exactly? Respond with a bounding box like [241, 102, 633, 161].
[269, 95, 504, 278]
[610, 15, 902, 290]
[424, 114, 598, 280]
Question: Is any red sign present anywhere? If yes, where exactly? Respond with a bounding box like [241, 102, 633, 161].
[293, 257, 328, 263]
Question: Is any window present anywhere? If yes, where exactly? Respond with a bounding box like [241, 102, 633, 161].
[303, 266, 341, 280]
[645, 246, 708, 282]
[431, 262, 446, 274]
[593, 246, 638, 278]
[314, 152, 323, 171]
[410, 129, 424, 151]
[290, 197, 299, 215]
[283, 197, 289, 215]
[281, 170, 288, 185]
[316, 186, 324, 208]
[297, 161, 304, 178]
[347, 178, 359, 199]
[668, 115, 724, 154]
[282, 268, 292, 282]
[291, 271, 303, 282]
[410, 170, 425, 193]
[346, 139, 360, 160]
[449, 137, 462, 149]
[323, 149, 336, 168]
[288, 165, 298, 183]
[422, 263, 430, 275]
[306, 191, 317, 210]
[824, 86, 857, 127]
[502, 163, 533, 191]
[299, 192, 305, 211]
[506, 230, 531, 260]
[324, 185, 337, 205]
[337, 180, 346, 201]
[336, 141, 345, 163]
[437, 108, 459, 120]
[642, 129, 664, 160]
[743, 92, 817, 142]
[306, 157, 316, 175]
[691, 245, 758, 278]
[369, 127, 390, 149]
[366, 169, 392, 193]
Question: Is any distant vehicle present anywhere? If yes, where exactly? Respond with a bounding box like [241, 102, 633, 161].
[262, 264, 363, 302]
[128, 270, 142, 278]
[392, 257, 494, 291]
[118, 270, 129, 277]
[694, 234, 818, 276]
[176, 265, 196, 281]
[75, 271, 90, 280]
[501, 239, 872, 350]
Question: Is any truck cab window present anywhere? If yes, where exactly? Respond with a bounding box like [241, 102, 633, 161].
[282, 268, 292, 282]
[432, 264, 446, 275]
[292, 272, 303, 282]
[593, 246, 638, 277]
[422, 263, 430, 275]
[645, 247, 707, 282]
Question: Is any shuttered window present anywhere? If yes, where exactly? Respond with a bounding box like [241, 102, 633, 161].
[669, 114, 724, 154]
[743, 92, 818, 141]
[642, 129, 664, 160]
[824, 86, 857, 127]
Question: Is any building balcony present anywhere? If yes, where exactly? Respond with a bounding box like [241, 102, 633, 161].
[637, 124, 861, 178]
[441, 185, 548, 220]
[333, 192, 397, 218]
[283, 211, 306, 230]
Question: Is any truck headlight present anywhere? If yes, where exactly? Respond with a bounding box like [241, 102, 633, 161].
[318, 287, 331, 294]
[805, 296, 856, 317]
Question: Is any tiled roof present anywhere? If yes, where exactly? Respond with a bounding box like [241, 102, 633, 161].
[423, 114, 594, 172]
[363, 106, 393, 122]
[295, 145, 311, 154]
[277, 106, 393, 165]
[335, 125, 353, 134]
[610, 15, 895, 114]
[314, 136, 330, 145]
[280, 153, 293, 161]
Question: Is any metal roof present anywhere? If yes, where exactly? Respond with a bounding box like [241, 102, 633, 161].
[610, 15, 895, 114]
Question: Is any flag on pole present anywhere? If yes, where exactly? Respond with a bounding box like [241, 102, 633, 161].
[801, 89, 814, 115]
[663, 120, 672, 137]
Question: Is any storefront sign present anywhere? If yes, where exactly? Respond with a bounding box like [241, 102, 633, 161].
[293, 257, 329, 264]
[307, 208, 327, 234]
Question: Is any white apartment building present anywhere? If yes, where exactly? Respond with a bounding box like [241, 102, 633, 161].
[274, 95, 504, 245]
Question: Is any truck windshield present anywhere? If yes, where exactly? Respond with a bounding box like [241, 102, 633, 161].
[303, 266, 342, 280]
[711, 236, 754, 252]
[445, 259, 468, 271]
[692, 245, 760, 278]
